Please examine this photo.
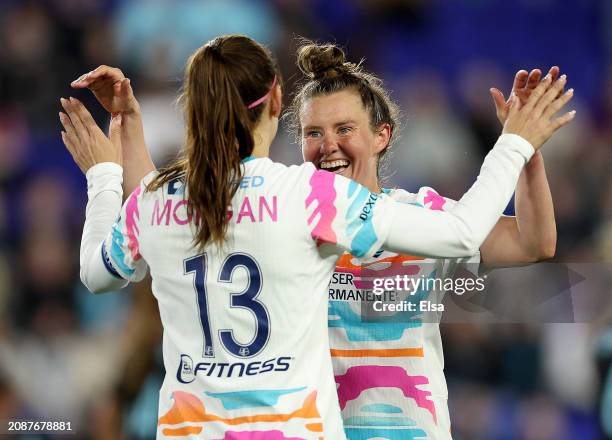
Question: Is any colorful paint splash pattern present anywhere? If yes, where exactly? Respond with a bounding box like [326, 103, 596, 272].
[158, 389, 323, 438]
[335, 365, 436, 423]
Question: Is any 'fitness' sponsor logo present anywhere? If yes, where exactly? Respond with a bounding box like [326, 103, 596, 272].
[177, 354, 292, 383]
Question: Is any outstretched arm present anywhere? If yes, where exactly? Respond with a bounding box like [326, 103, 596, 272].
[72, 66, 156, 196]
[60, 98, 148, 293]
[309, 75, 572, 260]
[481, 67, 561, 266]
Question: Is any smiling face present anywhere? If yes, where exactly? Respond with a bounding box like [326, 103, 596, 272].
[300, 89, 390, 193]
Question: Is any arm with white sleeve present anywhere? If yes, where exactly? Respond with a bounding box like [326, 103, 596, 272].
[384, 71, 575, 258]
[384, 134, 533, 257]
[307, 134, 533, 259]
[80, 163, 149, 293]
[308, 73, 576, 260]
[58, 96, 148, 294]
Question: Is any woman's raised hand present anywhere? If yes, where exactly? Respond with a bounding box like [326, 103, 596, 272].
[502, 72, 575, 150]
[71, 65, 139, 115]
[491, 66, 560, 125]
[59, 97, 122, 173]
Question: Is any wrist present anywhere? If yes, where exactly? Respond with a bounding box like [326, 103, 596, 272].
[496, 133, 535, 161]
[86, 161, 123, 179]
[524, 150, 545, 172]
[119, 106, 142, 126]
[112, 102, 141, 118]
[126, 101, 141, 116]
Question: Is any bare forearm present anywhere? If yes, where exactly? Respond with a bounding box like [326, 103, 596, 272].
[515, 151, 556, 259]
[120, 110, 156, 196]
[480, 152, 556, 265]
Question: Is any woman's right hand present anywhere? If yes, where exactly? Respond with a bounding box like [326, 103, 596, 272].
[71, 65, 139, 115]
[502, 72, 575, 151]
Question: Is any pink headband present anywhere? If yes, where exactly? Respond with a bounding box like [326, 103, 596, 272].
[247, 76, 277, 109]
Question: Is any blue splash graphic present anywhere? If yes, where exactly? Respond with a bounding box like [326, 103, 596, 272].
[205, 387, 306, 410]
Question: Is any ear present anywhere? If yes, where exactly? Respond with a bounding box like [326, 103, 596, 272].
[269, 84, 282, 118]
[373, 123, 391, 155]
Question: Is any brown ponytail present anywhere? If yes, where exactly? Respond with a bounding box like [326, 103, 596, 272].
[147, 35, 280, 249]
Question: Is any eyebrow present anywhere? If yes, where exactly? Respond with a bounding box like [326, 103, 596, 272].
[303, 120, 357, 131]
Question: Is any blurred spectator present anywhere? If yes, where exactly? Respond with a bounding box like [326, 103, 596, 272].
[114, 0, 280, 77]
[392, 69, 479, 197]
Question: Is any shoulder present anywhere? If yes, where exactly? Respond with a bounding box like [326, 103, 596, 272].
[386, 188, 417, 204]
[139, 170, 181, 199]
[245, 157, 317, 180]
[280, 161, 332, 192]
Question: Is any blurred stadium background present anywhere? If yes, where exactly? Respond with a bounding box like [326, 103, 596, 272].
[0, 0, 610, 439]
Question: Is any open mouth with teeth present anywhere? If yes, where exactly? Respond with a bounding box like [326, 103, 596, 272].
[319, 159, 351, 175]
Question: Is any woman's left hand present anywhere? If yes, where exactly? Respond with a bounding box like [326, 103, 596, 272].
[59, 97, 122, 173]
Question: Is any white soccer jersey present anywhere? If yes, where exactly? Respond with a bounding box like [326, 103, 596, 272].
[101, 158, 400, 439]
[80, 134, 533, 439]
[328, 187, 480, 440]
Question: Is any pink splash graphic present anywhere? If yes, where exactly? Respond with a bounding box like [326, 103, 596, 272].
[125, 185, 142, 261]
[217, 431, 305, 440]
[423, 190, 446, 211]
[305, 170, 337, 245]
[335, 365, 437, 423]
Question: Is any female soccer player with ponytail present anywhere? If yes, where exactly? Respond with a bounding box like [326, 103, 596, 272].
[61, 35, 573, 439]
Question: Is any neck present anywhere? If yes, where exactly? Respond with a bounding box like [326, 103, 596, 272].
[251, 142, 269, 158]
[361, 166, 382, 193]
[364, 178, 382, 194]
[251, 123, 272, 158]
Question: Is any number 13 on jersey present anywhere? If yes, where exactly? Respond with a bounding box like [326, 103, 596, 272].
[184, 253, 270, 359]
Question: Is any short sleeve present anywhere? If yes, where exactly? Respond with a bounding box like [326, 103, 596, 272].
[304, 169, 396, 258]
[101, 182, 148, 282]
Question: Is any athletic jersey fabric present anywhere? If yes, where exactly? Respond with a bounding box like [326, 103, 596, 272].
[79, 133, 533, 439]
[328, 187, 479, 440]
[92, 159, 397, 439]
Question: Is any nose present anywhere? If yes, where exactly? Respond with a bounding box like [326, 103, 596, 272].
[320, 134, 339, 156]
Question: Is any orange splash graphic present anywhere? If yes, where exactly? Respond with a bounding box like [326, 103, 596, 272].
[162, 426, 203, 436]
[305, 423, 323, 432]
[330, 347, 424, 358]
[158, 390, 320, 428]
